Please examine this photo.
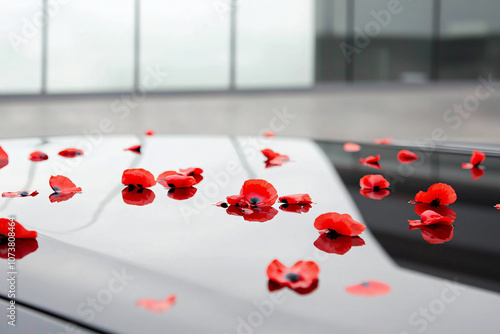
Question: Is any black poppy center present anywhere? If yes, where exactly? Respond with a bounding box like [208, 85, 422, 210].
[326, 229, 342, 239]
[430, 198, 440, 207]
[75, 152, 82, 156]
[361, 282, 370, 287]
[0, 234, 8, 245]
[19, 191, 29, 197]
[249, 197, 261, 205]
[285, 273, 301, 282]
[373, 186, 381, 192]
[40, 153, 47, 159]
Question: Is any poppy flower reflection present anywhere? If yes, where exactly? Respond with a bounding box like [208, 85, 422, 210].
[414, 203, 456, 222]
[462, 151, 485, 181]
[167, 187, 197, 200]
[122, 187, 155, 206]
[0, 146, 8, 169]
[410, 223, 454, 244]
[359, 155, 381, 169]
[359, 174, 390, 200]
[29, 151, 49, 161]
[267, 259, 319, 295]
[278, 194, 313, 213]
[0, 238, 38, 260]
[345, 280, 391, 296]
[314, 232, 365, 255]
[226, 205, 278, 222]
[49, 175, 82, 203]
[279, 204, 312, 214]
[261, 149, 290, 168]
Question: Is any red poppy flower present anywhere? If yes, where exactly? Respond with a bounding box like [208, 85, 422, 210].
[373, 137, 394, 145]
[410, 223, 454, 244]
[0, 218, 38, 239]
[0, 239, 38, 260]
[408, 210, 454, 227]
[314, 233, 365, 255]
[261, 149, 290, 168]
[266, 259, 319, 294]
[58, 148, 83, 158]
[226, 179, 278, 207]
[49, 192, 77, 203]
[410, 183, 457, 206]
[359, 155, 381, 169]
[314, 212, 366, 237]
[122, 187, 156, 206]
[496, 204, 500, 210]
[137, 295, 176, 313]
[414, 203, 456, 222]
[279, 204, 312, 214]
[226, 206, 278, 222]
[124, 145, 141, 154]
[462, 150, 485, 169]
[122, 169, 156, 188]
[157, 171, 197, 188]
[50, 175, 82, 193]
[0, 146, 8, 169]
[345, 280, 391, 296]
[29, 151, 49, 161]
[144, 130, 155, 136]
[263, 131, 275, 137]
[359, 174, 390, 200]
[167, 187, 197, 200]
[279, 194, 312, 205]
[397, 150, 418, 164]
[2, 190, 39, 198]
[179, 167, 204, 184]
[344, 142, 361, 152]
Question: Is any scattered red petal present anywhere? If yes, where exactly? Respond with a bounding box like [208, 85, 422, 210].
[373, 138, 394, 145]
[58, 148, 83, 158]
[345, 280, 391, 296]
[343, 142, 361, 152]
[167, 187, 197, 200]
[49, 192, 77, 203]
[137, 295, 176, 313]
[122, 187, 156, 206]
[414, 203, 456, 222]
[263, 131, 275, 137]
[397, 150, 418, 164]
[50, 175, 82, 193]
[124, 145, 141, 154]
[178, 167, 203, 184]
[279, 194, 312, 205]
[261, 149, 290, 168]
[2, 191, 39, 198]
[314, 234, 365, 255]
[408, 210, 454, 227]
[0, 146, 8, 169]
[268, 279, 318, 295]
[0, 218, 37, 239]
[314, 212, 366, 236]
[0, 239, 38, 259]
[359, 155, 381, 169]
[157, 172, 197, 188]
[410, 223, 454, 244]
[495, 204, 500, 210]
[412, 183, 457, 206]
[279, 204, 312, 214]
[29, 151, 49, 161]
[144, 130, 155, 136]
[470, 150, 485, 166]
[266, 259, 319, 294]
[122, 169, 156, 188]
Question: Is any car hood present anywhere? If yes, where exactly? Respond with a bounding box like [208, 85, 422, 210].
[0, 135, 499, 333]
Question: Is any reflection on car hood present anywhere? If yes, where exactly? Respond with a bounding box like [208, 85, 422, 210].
[0, 135, 499, 334]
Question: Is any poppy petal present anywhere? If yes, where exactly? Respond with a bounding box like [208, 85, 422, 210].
[373, 138, 394, 145]
[359, 155, 380, 164]
[0, 218, 37, 239]
[158, 174, 197, 188]
[122, 169, 156, 188]
[279, 194, 312, 205]
[58, 148, 83, 158]
[239, 179, 278, 207]
[414, 203, 456, 222]
[50, 175, 82, 193]
[345, 280, 391, 296]
[279, 204, 312, 214]
[359, 188, 390, 200]
[408, 210, 454, 227]
[49, 192, 77, 203]
[263, 131, 275, 137]
[2, 191, 39, 198]
[29, 151, 49, 161]
[314, 212, 366, 236]
[470, 167, 484, 181]
[470, 150, 485, 166]
[144, 130, 155, 136]
[124, 145, 141, 154]
[137, 294, 176, 313]
[267, 259, 320, 291]
[314, 234, 365, 255]
[343, 142, 361, 152]
[0, 146, 9, 169]
[397, 150, 418, 164]
[122, 187, 156, 206]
